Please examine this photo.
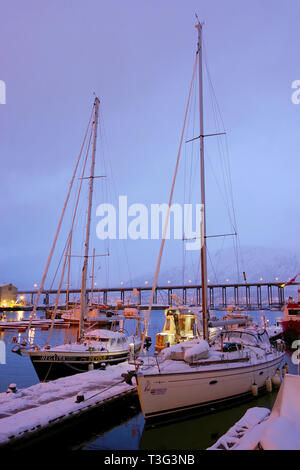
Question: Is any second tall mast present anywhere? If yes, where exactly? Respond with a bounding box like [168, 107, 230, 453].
[79, 97, 100, 339]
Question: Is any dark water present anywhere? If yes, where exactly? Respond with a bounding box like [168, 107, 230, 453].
[0, 308, 296, 450]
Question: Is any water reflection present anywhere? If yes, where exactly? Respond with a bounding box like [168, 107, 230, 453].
[16, 311, 24, 321]
[139, 392, 277, 450]
[28, 328, 35, 346]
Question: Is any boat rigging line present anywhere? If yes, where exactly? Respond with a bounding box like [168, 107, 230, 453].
[22, 104, 95, 344]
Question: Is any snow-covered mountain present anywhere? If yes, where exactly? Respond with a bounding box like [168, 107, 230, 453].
[128, 246, 300, 286]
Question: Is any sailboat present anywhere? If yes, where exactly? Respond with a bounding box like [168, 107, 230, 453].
[135, 22, 285, 420]
[21, 97, 141, 381]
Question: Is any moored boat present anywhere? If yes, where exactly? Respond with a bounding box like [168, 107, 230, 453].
[26, 329, 141, 381]
[135, 21, 285, 421]
[281, 293, 300, 344]
[137, 328, 284, 420]
[60, 306, 117, 327]
[19, 97, 142, 380]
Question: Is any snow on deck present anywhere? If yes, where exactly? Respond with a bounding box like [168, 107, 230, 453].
[141, 346, 280, 376]
[0, 362, 136, 446]
[266, 325, 283, 339]
[207, 407, 270, 450]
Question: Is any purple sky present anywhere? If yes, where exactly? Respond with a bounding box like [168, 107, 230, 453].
[1, 0, 299, 290]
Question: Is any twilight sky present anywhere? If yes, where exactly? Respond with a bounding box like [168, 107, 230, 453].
[0, 0, 299, 290]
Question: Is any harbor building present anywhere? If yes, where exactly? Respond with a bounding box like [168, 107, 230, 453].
[0, 284, 17, 307]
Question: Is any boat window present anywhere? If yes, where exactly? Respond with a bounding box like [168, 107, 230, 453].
[223, 331, 258, 346]
[87, 336, 109, 342]
[178, 308, 193, 315]
[288, 309, 300, 316]
[167, 309, 177, 315]
[258, 331, 270, 346]
[179, 317, 186, 331]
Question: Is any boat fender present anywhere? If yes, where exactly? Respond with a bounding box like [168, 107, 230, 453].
[276, 339, 285, 352]
[265, 377, 272, 392]
[76, 392, 85, 403]
[251, 382, 258, 396]
[6, 383, 17, 394]
[271, 371, 282, 387]
[121, 370, 137, 386]
[88, 363, 94, 371]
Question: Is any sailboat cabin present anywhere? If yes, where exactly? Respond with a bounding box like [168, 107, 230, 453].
[155, 307, 199, 351]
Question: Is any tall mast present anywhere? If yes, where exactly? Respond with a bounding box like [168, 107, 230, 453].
[79, 97, 100, 339]
[196, 22, 209, 340]
[66, 231, 72, 310]
[90, 247, 95, 307]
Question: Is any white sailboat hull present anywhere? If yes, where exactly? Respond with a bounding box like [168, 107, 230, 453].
[137, 353, 284, 419]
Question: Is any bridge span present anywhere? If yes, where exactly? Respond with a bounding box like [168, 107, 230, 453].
[18, 282, 300, 311]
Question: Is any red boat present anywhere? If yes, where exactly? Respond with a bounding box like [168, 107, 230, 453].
[281, 291, 300, 344]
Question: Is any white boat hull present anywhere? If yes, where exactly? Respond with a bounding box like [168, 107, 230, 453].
[137, 353, 284, 419]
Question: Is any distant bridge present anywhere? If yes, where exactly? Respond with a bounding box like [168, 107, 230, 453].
[18, 282, 300, 311]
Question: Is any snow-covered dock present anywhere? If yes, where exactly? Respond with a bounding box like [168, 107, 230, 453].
[0, 362, 136, 448]
[208, 374, 300, 450]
